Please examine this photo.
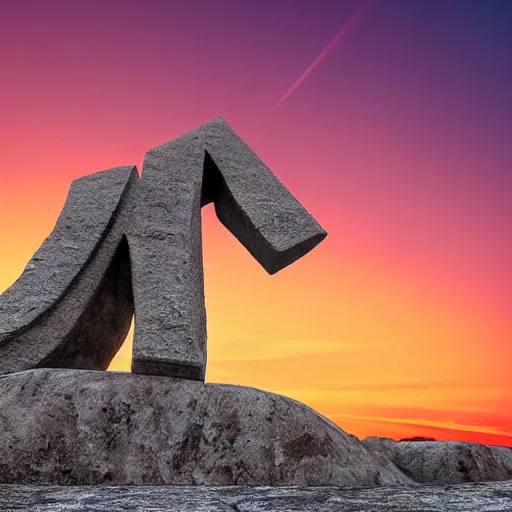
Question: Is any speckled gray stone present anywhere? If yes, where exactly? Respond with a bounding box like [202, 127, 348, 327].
[0, 167, 139, 374]
[362, 437, 512, 485]
[129, 117, 327, 380]
[1, 481, 511, 511]
[0, 117, 326, 380]
[0, 369, 410, 487]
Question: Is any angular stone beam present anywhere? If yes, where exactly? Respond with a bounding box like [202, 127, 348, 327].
[129, 117, 327, 381]
[0, 167, 138, 374]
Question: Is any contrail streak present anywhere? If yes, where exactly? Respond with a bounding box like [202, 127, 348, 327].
[274, 1, 372, 109]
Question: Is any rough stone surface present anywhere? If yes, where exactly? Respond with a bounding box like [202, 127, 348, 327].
[1, 481, 512, 511]
[128, 129, 210, 381]
[0, 369, 410, 487]
[202, 117, 327, 274]
[129, 117, 327, 381]
[0, 117, 326, 380]
[362, 436, 512, 485]
[0, 167, 139, 374]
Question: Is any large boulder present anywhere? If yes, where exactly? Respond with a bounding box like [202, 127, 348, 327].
[0, 369, 412, 487]
[362, 436, 512, 485]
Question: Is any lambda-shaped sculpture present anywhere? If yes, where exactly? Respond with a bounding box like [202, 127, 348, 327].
[0, 118, 327, 381]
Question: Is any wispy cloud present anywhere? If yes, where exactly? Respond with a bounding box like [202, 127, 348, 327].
[326, 413, 512, 438]
[208, 337, 368, 362]
[274, 1, 372, 108]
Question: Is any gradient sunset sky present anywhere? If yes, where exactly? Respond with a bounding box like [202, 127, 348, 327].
[1, 0, 511, 446]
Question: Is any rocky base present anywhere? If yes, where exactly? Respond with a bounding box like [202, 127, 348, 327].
[1, 368, 511, 492]
[1, 481, 512, 512]
[0, 369, 409, 487]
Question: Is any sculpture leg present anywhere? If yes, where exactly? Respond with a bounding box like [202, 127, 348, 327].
[129, 131, 207, 381]
[0, 167, 139, 374]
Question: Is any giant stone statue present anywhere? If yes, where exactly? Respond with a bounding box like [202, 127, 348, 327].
[0, 117, 327, 380]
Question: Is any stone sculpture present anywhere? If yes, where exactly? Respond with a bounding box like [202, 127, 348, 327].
[1, 118, 511, 506]
[0, 117, 327, 380]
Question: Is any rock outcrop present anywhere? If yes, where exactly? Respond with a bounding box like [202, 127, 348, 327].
[0, 369, 411, 487]
[362, 436, 512, 485]
[1, 369, 510, 490]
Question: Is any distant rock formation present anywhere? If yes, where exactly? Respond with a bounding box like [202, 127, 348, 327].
[362, 436, 512, 485]
[398, 436, 437, 442]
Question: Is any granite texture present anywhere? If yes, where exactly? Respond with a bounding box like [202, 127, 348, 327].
[129, 117, 327, 380]
[362, 436, 512, 485]
[128, 129, 210, 381]
[0, 167, 139, 374]
[0, 368, 410, 487]
[202, 117, 327, 274]
[0, 118, 326, 380]
[0, 481, 511, 511]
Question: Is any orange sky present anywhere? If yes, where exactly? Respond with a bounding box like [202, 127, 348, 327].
[1, 0, 511, 447]
[1, 143, 510, 447]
